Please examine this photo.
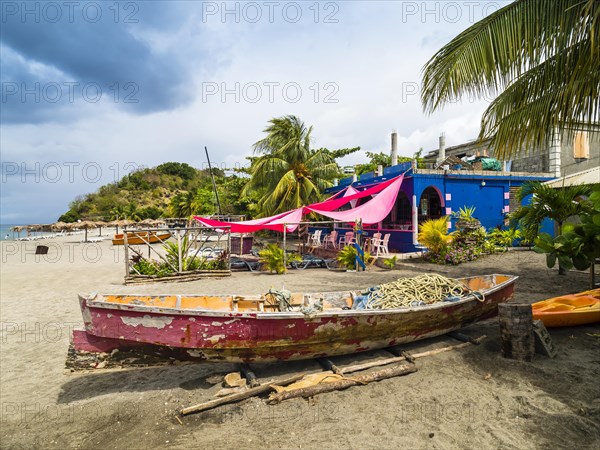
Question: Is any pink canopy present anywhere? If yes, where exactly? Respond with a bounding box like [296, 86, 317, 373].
[343, 186, 359, 197]
[306, 176, 400, 212]
[194, 175, 404, 231]
[194, 208, 303, 233]
[306, 175, 404, 225]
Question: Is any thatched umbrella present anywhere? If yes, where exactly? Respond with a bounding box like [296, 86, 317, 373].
[107, 219, 133, 234]
[76, 220, 97, 242]
[10, 225, 24, 238]
[94, 220, 109, 236]
[51, 221, 69, 232]
[139, 218, 155, 228]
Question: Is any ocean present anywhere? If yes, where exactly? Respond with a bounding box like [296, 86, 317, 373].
[0, 224, 56, 241]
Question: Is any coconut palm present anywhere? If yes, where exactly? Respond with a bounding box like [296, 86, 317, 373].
[125, 203, 142, 222]
[169, 191, 195, 218]
[510, 181, 593, 243]
[421, 0, 599, 158]
[243, 115, 339, 217]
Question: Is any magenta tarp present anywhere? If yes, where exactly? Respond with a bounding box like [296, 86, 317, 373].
[306, 176, 401, 212]
[343, 186, 358, 197]
[194, 175, 404, 231]
[305, 175, 404, 225]
[194, 208, 303, 233]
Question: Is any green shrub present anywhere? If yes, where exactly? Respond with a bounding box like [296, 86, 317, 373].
[259, 243, 286, 274]
[337, 245, 371, 270]
[417, 217, 453, 254]
[382, 255, 398, 269]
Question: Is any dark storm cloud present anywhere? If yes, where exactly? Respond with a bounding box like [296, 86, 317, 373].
[0, 1, 200, 123]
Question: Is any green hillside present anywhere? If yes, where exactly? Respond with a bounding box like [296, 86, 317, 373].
[58, 162, 252, 222]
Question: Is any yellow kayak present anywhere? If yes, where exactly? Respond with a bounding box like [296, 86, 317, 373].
[532, 289, 600, 327]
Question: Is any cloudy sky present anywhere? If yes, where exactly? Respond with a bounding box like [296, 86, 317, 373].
[1, 1, 505, 224]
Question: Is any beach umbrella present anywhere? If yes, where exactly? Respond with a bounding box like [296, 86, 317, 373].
[77, 220, 97, 242]
[51, 221, 69, 231]
[94, 221, 108, 236]
[10, 225, 24, 238]
[139, 219, 155, 227]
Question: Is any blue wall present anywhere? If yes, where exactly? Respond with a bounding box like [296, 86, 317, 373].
[325, 169, 554, 253]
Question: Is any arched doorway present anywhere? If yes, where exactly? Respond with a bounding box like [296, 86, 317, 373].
[418, 187, 443, 222]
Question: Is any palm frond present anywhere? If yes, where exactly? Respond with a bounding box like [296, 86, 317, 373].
[421, 0, 599, 155]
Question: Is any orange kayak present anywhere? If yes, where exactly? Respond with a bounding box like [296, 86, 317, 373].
[532, 289, 600, 327]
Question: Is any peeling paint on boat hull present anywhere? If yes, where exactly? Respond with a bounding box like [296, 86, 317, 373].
[73, 275, 516, 362]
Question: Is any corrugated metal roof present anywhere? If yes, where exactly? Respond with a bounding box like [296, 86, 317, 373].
[544, 167, 600, 188]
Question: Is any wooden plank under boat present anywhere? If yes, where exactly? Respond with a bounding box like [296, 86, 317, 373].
[73, 274, 517, 363]
[531, 288, 600, 327]
[111, 231, 172, 245]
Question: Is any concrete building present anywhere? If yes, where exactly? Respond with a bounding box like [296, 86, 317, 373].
[423, 126, 600, 178]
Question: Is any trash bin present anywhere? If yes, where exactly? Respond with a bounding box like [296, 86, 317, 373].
[35, 245, 49, 255]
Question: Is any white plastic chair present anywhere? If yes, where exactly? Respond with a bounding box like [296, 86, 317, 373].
[309, 229, 323, 247]
[373, 233, 390, 256]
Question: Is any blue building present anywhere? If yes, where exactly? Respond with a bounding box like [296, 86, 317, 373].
[324, 162, 554, 253]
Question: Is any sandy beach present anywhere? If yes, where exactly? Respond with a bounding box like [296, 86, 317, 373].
[1, 235, 599, 449]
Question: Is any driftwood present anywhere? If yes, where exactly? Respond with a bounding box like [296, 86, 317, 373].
[267, 363, 417, 404]
[125, 270, 231, 285]
[181, 373, 308, 415]
[340, 336, 487, 374]
[180, 335, 486, 415]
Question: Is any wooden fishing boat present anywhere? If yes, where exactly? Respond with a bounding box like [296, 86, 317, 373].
[111, 231, 172, 245]
[72, 274, 517, 363]
[532, 289, 600, 327]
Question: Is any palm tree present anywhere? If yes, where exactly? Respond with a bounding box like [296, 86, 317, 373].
[421, 0, 599, 158]
[110, 205, 126, 221]
[125, 203, 142, 222]
[511, 181, 592, 243]
[169, 191, 195, 218]
[243, 115, 339, 217]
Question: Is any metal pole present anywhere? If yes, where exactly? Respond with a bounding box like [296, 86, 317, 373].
[177, 230, 182, 273]
[205, 146, 222, 215]
[283, 224, 287, 269]
[227, 229, 231, 270]
[123, 230, 129, 278]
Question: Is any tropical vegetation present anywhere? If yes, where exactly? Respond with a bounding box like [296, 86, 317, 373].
[354, 150, 424, 175]
[258, 243, 301, 274]
[336, 245, 370, 270]
[243, 115, 360, 217]
[509, 181, 593, 243]
[130, 237, 228, 276]
[58, 162, 254, 222]
[421, 0, 599, 158]
[418, 216, 523, 265]
[533, 185, 600, 274]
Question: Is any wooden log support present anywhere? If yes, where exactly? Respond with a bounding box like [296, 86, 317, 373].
[498, 303, 535, 361]
[239, 363, 259, 388]
[316, 357, 342, 375]
[180, 335, 486, 416]
[267, 364, 417, 404]
[341, 336, 486, 374]
[181, 373, 308, 416]
[447, 331, 481, 345]
[386, 346, 417, 363]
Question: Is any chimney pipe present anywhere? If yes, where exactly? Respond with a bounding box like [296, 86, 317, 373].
[391, 131, 398, 166]
[437, 133, 446, 165]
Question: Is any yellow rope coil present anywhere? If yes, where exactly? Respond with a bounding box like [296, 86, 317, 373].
[365, 274, 470, 309]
